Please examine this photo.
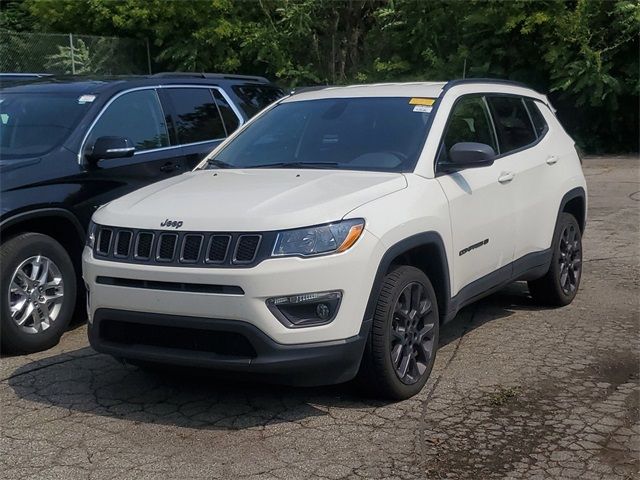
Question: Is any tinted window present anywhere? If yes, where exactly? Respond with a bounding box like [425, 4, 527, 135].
[441, 95, 497, 160]
[87, 89, 169, 152]
[210, 97, 431, 172]
[211, 89, 240, 134]
[0, 92, 90, 159]
[488, 96, 536, 153]
[524, 99, 548, 138]
[166, 88, 225, 144]
[232, 85, 285, 117]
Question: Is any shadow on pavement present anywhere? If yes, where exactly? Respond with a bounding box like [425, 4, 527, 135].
[7, 282, 543, 430]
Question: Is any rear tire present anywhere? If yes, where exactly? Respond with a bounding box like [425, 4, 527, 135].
[528, 213, 582, 307]
[0, 233, 77, 353]
[358, 265, 439, 400]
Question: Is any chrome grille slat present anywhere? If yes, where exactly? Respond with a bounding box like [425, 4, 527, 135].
[156, 233, 178, 262]
[181, 235, 203, 263]
[114, 231, 132, 257]
[206, 235, 231, 263]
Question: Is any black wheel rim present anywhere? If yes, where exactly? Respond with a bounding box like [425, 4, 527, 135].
[558, 224, 582, 295]
[390, 282, 437, 385]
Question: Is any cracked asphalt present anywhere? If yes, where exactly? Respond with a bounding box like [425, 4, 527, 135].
[1, 156, 638, 480]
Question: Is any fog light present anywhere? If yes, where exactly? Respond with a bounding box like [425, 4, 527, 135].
[267, 291, 342, 328]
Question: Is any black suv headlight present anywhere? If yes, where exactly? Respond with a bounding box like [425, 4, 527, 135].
[271, 219, 364, 258]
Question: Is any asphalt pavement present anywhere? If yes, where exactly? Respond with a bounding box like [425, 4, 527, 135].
[1, 156, 638, 479]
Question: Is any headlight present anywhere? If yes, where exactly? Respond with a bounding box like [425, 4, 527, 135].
[86, 221, 97, 248]
[272, 218, 364, 257]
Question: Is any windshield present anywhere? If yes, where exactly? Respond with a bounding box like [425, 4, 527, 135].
[0, 92, 91, 159]
[208, 97, 433, 172]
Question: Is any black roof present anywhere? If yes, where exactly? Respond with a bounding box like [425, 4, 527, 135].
[0, 72, 276, 94]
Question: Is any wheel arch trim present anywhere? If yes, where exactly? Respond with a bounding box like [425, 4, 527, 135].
[558, 186, 587, 233]
[363, 232, 452, 323]
[0, 208, 85, 241]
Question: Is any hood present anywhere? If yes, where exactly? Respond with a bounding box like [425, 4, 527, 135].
[94, 169, 407, 231]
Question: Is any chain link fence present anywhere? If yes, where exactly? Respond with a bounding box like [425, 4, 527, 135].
[0, 31, 151, 75]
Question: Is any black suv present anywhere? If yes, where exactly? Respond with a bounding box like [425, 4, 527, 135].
[0, 73, 284, 353]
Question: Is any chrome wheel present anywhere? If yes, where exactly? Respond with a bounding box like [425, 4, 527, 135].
[8, 255, 64, 334]
[558, 224, 581, 295]
[390, 282, 437, 385]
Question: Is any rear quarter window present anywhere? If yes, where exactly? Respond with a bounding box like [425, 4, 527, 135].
[524, 98, 549, 138]
[232, 85, 285, 117]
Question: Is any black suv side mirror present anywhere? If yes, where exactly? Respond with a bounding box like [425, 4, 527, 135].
[87, 136, 135, 162]
[447, 142, 496, 170]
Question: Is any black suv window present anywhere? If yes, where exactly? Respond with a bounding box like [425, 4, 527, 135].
[524, 99, 548, 138]
[232, 85, 285, 117]
[165, 88, 226, 144]
[87, 89, 169, 152]
[488, 96, 536, 153]
[212, 89, 240, 134]
[441, 95, 497, 160]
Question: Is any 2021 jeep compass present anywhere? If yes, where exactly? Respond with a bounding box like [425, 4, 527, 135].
[0, 73, 284, 353]
[83, 80, 586, 399]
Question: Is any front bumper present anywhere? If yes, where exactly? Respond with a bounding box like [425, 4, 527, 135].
[89, 308, 371, 386]
[82, 229, 383, 345]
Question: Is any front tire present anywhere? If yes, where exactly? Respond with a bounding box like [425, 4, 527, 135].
[0, 233, 77, 353]
[358, 266, 439, 400]
[528, 213, 583, 307]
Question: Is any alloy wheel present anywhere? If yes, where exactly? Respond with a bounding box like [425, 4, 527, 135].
[390, 282, 437, 384]
[558, 224, 582, 295]
[8, 255, 65, 334]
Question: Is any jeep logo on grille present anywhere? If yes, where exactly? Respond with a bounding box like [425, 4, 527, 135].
[160, 219, 183, 229]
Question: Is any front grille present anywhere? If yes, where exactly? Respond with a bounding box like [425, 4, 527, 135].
[157, 234, 178, 261]
[181, 235, 203, 262]
[207, 235, 230, 263]
[115, 231, 132, 257]
[97, 228, 113, 255]
[93, 225, 268, 268]
[135, 232, 154, 259]
[234, 235, 261, 263]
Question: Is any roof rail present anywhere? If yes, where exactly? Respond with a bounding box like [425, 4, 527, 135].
[151, 72, 270, 83]
[443, 78, 542, 93]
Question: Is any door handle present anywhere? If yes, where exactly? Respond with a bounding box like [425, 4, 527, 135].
[546, 155, 559, 165]
[498, 171, 515, 184]
[160, 162, 180, 173]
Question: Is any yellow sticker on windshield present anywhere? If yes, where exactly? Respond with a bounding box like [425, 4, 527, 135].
[409, 98, 435, 106]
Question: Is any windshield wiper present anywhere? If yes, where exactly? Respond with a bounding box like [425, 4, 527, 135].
[244, 162, 340, 169]
[206, 158, 233, 169]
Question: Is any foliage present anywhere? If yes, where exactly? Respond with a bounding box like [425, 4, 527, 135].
[3, 0, 639, 152]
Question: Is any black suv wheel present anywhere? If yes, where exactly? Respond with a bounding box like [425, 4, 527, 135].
[0, 233, 77, 353]
[528, 213, 583, 306]
[359, 265, 439, 400]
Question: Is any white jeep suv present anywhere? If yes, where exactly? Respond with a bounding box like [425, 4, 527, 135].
[83, 80, 587, 399]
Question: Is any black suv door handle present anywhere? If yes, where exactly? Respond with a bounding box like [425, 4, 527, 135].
[160, 162, 181, 173]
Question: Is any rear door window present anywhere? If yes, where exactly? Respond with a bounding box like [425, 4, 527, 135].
[87, 89, 169, 152]
[232, 85, 285, 117]
[487, 96, 536, 154]
[164, 88, 226, 144]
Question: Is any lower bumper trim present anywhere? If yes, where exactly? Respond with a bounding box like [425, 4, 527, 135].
[89, 308, 371, 386]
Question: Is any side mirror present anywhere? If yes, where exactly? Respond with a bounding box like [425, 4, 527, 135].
[86, 136, 135, 162]
[443, 142, 496, 171]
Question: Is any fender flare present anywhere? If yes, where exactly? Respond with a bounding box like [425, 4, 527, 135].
[363, 232, 451, 322]
[0, 208, 85, 241]
[558, 186, 587, 232]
